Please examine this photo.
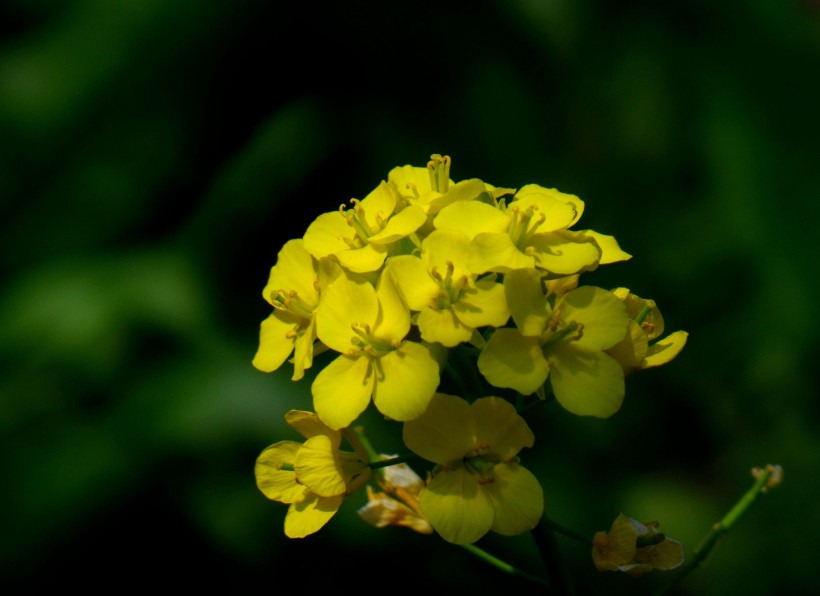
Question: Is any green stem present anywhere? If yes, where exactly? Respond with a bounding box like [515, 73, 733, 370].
[541, 516, 593, 545]
[653, 465, 781, 595]
[444, 359, 471, 399]
[367, 454, 418, 470]
[461, 543, 551, 589]
[531, 516, 576, 595]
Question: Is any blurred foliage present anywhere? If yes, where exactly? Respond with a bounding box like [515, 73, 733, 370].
[1, 0, 819, 593]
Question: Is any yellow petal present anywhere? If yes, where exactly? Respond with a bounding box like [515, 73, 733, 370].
[312, 354, 374, 430]
[262, 239, 319, 307]
[255, 441, 307, 504]
[606, 320, 649, 371]
[284, 493, 343, 538]
[636, 537, 684, 570]
[512, 184, 583, 231]
[296, 434, 347, 497]
[581, 230, 632, 264]
[453, 281, 510, 329]
[303, 211, 354, 259]
[478, 329, 548, 396]
[417, 307, 473, 347]
[421, 229, 471, 279]
[468, 232, 536, 274]
[548, 344, 625, 418]
[403, 393, 475, 463]
[252, 312, 297, 372]
[528, 230, 601, 276]
[503, 268, 549, 337]
[335, 244, 388, 273]
[386, 256, 439, 311]
[559, 286, 629, 350]
[642, 331, 688, 369]
[419, 467, 494, 544]
[315, 275, 378, 353]
[472, 397, 535, 457]
[485, 463, 544, 536]
[290, 318, 316, 381]
[360, 180, 398, 226]
[285, 410, 340, 444]
[434, 200, 509, 239]
[374, 268, 411, 340]
[369, 204, 426, 244]
[372, 341, 439, 422]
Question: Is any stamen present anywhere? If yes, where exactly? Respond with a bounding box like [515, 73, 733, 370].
[406, 182, 420, 199]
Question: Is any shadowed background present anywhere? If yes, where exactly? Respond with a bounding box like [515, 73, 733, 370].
[2, 1, 818, 593]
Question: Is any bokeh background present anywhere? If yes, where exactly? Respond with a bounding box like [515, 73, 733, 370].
[2, 1, 818, 594]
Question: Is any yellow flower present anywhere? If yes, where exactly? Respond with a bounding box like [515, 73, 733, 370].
[592, 513, 684, 576]
[312, 271, 440, 429]
[605, 288, 688, 373]
[255, 410, 371, 538]
[252, 239, 341, 381]
[433, 184, 630, 276]
[303, 179, 426, 273]
[388, 154, 499, 235]
[386, 229, 509, 347]
[403, 393, 544, 545]
[478, 268, 629, 417]
[357, 455, 433, 535]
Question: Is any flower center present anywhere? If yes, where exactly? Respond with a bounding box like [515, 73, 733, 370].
[427, 154, 451, 194]
[271, 289, 314, 321]
[541, 311, 584, 348]
[429, 261, 471, 310]
[507, 203, 547, 250]
[349, 321, 400, 358]
[339, 198, 388, 248]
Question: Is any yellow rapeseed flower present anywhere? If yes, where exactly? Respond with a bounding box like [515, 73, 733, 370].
[386, 229, 509, 347]
[478, 268, 629, 417]
[605, 287, 688, 373]
[433, 183, 630, 276]
[255, 410, 371, 538]
[592, 513, 684, 576]
[312, 271, 440, 429]
[252, 239, 341, 381]
[403, 393, 544, 545]
[303, 180, 426, 274]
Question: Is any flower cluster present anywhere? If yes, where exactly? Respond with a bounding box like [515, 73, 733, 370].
[252, 154, 688, 551]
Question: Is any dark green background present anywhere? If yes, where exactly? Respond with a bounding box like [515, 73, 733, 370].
[2, 1, 818, 594]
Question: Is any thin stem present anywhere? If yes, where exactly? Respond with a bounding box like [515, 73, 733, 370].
[653, 464, 782, 595]
[531, 516, 576, 595]
[461, 543, 551, 589]
[367, 454, 417, 470]
[541, 516, 593, 545]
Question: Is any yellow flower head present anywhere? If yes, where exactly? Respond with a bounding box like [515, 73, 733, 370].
[403, 393, 544, 545]
[592, 513, 684, 576]
[303, 179, 426, 274]
[433, 184, 631, 276]
[478, 268, 629, 418]
[357, 455, 433, 535]
[386, 228, 510, 347]
[252, 239, 341, 381]
[388, 154, 498, 235]
[605, 288, 688, 374]
[255, 410, 371, 539]
[312, 271, 440, 429]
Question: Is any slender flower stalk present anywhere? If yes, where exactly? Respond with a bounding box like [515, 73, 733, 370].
[653, 465, 783, 595]
[461, 543, 551, 589]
